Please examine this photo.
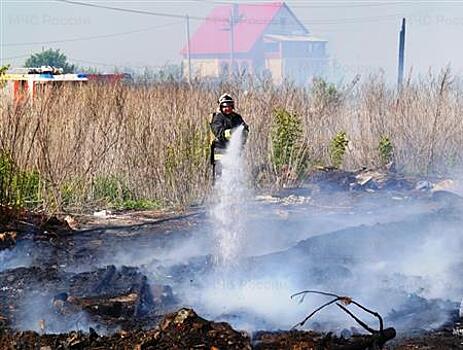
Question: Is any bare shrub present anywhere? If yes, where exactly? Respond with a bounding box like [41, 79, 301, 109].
[1, 71, 462, 211]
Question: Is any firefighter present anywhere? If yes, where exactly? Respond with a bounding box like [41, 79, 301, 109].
[210, 93, 249, 180]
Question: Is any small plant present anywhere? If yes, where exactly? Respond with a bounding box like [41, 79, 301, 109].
[11, 170, 42, 208]
[271, 108, 303, 173]
[117, 199, 162, 210]
[60, 178, 86, 208]
[91, 175, 162, 210]
[378, 136, 394, 166]
[312, 78, 341, 109]
[0, 152, 43, 208]
[92, 175, 131, 205]
[0, 152, 15, 204]
[330, 131, 349, 168]
[270, 108, 313, 186]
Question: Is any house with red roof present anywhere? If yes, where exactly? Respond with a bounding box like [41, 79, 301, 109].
[181, 2, 327, 84]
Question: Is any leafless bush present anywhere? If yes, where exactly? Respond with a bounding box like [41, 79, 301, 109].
[1, 71, 462, 211]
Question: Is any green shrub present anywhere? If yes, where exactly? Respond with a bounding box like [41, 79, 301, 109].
[330, 131, 349, 168]
[270, 108, 311, 186]
[271, 108, 303, 171]
[378, 136, 394, 166]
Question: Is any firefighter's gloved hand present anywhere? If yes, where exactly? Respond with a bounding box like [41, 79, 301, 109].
[224, 129, 232, 140]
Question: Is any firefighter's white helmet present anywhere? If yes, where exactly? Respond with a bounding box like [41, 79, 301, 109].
[218, 93, 234, 107]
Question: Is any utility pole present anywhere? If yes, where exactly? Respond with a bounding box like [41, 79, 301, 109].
[229, 13, 234, 75]
[397, 18, 406, 87]
[185, 14, 192, 84]
[229, 4, 238, 76]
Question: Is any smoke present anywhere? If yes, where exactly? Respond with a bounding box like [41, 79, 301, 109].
[95, 235, 209, 270]
[4, 128, 463, 336]
[14, 289, 98, 334]
[0, 241, 33, 272]
[185, 271, 304, 331]
[177, 166, 463, 333]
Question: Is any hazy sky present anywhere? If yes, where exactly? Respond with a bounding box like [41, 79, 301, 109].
[2, 1, 463, 80]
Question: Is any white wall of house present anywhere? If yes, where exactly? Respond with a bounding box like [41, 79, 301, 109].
[183, 59, 220, 78]
[265, 58, 283, 84]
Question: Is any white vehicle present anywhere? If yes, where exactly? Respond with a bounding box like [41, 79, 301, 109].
[1, 66, 88, 102]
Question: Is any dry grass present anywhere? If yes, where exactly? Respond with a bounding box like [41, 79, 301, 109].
[1, 71, 462, 211]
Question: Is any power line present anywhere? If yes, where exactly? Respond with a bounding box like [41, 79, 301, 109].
[57, 0, 415, 26]
[56, 0, 213, 21]
[193, 0, 463, 7]
[300, 13, 405, 25]
[193, 0, 415, 8]
[2, 21, 183, 47]
[291, 1, 463, 8]
[2, 0, 416, 65]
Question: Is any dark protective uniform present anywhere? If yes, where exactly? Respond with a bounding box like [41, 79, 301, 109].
[210, 111, 249, 179]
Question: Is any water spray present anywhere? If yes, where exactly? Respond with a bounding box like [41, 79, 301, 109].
[210, 125, 249, 267]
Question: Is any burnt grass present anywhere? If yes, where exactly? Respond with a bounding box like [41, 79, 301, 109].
[1, 186, 463, 349]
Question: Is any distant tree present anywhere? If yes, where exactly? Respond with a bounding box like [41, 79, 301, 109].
[0, 64, 10, 74]
[24, 49, 76, 73]
[0, 64, 10, 87]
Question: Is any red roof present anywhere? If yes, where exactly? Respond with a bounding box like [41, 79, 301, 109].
[181, 2, 285, 55]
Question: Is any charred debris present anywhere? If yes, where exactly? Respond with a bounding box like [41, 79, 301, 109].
[1, 168, 463, 349]
[0, 209, 399, 349]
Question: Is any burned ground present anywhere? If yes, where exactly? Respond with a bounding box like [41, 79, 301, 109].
[1, 174, 463, 349]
